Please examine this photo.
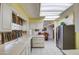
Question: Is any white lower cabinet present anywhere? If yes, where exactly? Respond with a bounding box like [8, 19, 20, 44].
[21, 50, 26, 55]
[20, 47, 26, 55]
[20, 44, 31, 55]
[27, 39, 32, 55]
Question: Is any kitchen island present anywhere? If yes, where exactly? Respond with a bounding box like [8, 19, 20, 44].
[32, 35, 45, 48]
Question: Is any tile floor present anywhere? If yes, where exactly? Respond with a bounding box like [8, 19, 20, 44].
[30, 40, 63, 55]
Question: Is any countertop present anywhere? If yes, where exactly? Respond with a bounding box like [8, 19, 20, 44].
[0, 35, 44, 55]
[0, 35, 32, 55]
[33, 35, 44, 38]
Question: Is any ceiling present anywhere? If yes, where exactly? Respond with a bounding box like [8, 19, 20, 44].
[21, 3, 40, 18]
[40, 3, 73, 21]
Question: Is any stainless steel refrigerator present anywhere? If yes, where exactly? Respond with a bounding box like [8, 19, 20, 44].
[56, 25, 75, 50]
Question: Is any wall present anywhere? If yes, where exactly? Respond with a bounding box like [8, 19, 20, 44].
[53, 21, 57, 44]
[29, 18, 44, 29]
[29, 18, 44, 35]
[43, 20, 54, 27]
[76, 32, 79, 48]
[57, 13, 74, 26]
[29, 18, 43, 23]
[30, 22, 43, 29]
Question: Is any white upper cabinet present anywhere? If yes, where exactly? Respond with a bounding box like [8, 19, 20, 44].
[0, 3, 28, 32]
[2, 4, 12, 32]
[0, 4, 2, 32]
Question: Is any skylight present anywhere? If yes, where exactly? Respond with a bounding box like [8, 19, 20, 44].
[40, 3, 73, 21]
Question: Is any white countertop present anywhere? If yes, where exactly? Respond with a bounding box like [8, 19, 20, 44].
[0, 35, 32, 55]
[0, 35, 44, 55]
[62, 49, 79, 55]
[33, 35, 44, 38]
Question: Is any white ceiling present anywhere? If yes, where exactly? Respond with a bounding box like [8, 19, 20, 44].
[40, 3, 73, 20]
[21, 3, 40, 18]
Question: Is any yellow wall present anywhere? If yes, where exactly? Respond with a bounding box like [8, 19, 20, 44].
[29, 18, 43, 23]
[76, 32, 79, 49]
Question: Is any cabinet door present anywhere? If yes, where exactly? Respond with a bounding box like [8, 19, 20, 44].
[21, 49, 26, 55]
[2, 4, 12, 32]
[22, 22, 27, 31]
[0, 4, 3, 31]
[20, 47, 26, 55]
